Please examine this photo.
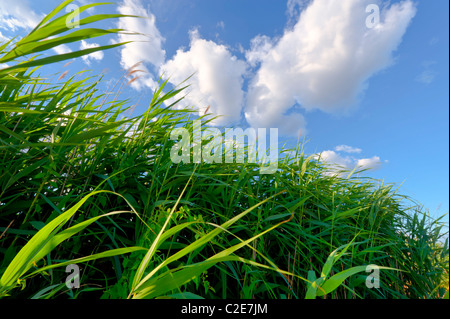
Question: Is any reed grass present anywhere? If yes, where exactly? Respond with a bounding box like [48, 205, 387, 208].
[0, 0, 448, 299]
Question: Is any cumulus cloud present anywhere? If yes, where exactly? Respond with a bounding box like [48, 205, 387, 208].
[115, 0, 247, 127]
[113, 0, 416, 136]
[245, 0, 416, 136]
[161, 30, 247, 126]
[314, 147, 385, 176]
[80, 40, 104, 65]
[117, 0, 166, 91]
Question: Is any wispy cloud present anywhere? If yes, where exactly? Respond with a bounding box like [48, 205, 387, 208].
[335, 145, 362, 154]
[429, 36, 439, 46]
[416, 61, 437, 84]
[217, 21, 225, 30]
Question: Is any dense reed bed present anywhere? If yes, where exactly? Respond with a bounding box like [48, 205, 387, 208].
[0, 1, 448, 299]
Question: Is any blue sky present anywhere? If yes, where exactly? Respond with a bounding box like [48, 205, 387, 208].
[1, 0, 448, 220]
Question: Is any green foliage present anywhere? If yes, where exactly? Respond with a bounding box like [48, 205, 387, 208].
[0, 0, 448, 299]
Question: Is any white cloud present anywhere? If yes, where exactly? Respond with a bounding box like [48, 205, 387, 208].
[161, 30, 247, 126]
[356, 156, 383, 171]
[80, 40, 104, 65]
[317, 150, 353, 171]
[111, 0, 415, 137]
[78, 0, 96, 15]
[117, 0, 166, 90]
[416, 61, 437, 84]
[314, 147, 385, 176]
[286, 0, 309, 26]
[53, 44, 72, 55]
[0, 0, 43, 31]
[245, 0, 416, 136]
[245, 35, 274, 68]
[0, 30, 10, 43]
[217, 21, 225, 30]
[0, 1, 72, 57]
[335, 145, 362, 154]
[416, 70, 436, 84]
[0, 0, 74, 60]
[429, 37, 439, 46]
